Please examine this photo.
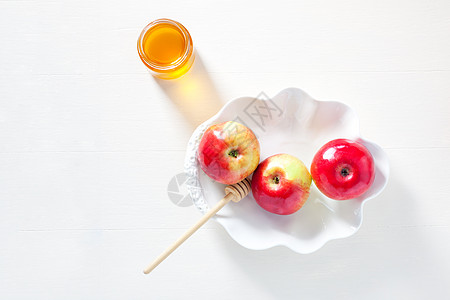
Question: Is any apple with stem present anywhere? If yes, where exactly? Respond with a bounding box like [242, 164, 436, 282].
[311, 139, 375, 200]
[251, 154, 312, 215]
[197, 121, 260, 185]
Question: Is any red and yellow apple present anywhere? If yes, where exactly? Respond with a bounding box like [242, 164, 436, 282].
[311, 139, 375, 200]
[197, 121, 260, 185]
[251, 154, 312, 215]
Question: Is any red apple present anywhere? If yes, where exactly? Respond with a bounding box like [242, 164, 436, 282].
[197, 121, 260, 185]
[251, 154, 312, 215]
[311, 139, 375, 200]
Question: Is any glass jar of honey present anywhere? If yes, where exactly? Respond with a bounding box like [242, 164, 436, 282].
[137, 19, 195, 79]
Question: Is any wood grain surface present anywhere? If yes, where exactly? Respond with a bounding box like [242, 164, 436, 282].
[1, 0, 450, 299]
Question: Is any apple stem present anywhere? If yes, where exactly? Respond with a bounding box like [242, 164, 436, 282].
[341, 168, 350, 177]
[228, 149, 239, 158]
[273, 176, 280, 184]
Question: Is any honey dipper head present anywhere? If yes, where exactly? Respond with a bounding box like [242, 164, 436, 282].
[225, 178, 252, 203]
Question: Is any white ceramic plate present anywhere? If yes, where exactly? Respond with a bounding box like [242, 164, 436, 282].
[184, 88, 389, 253]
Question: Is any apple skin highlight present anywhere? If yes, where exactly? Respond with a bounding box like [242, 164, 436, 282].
[311, 139, 375, 200]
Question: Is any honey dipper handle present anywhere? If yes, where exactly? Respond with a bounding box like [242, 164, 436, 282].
[143, 192, 235, 274]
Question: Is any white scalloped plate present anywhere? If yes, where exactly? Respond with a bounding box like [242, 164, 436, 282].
[184, 88, 389, 253]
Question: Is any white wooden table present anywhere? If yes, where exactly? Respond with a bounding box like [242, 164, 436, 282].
[1, 0, 450, 299]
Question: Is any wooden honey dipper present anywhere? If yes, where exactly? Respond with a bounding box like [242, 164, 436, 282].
[143, 177, 252, 274]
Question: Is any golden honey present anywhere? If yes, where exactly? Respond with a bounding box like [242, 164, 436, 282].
[138, 19, 195, 79]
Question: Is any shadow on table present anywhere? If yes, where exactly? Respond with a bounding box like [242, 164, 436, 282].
[153, 52, 224, 129]
[215, 176, 449, 298]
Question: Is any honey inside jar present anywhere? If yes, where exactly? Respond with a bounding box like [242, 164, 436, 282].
[138, 19, 194, 79]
